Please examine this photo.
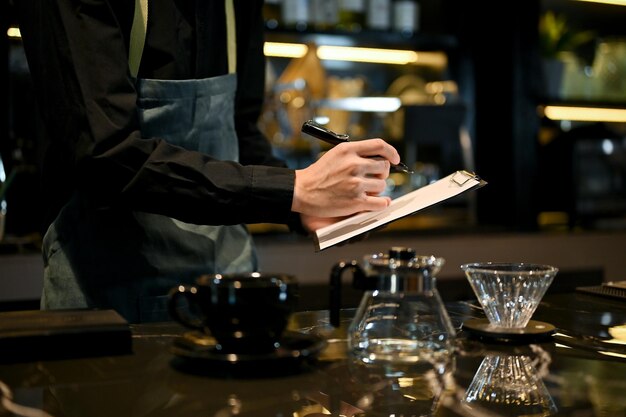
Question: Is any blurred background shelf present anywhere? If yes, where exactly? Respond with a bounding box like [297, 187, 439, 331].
[2, 0, 626, 249]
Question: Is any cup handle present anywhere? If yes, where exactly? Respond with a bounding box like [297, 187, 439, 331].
[168, 285, 205, 330]
[329, 260, 359, 328]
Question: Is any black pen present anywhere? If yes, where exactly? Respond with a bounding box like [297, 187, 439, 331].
[301, 120, 413, 174]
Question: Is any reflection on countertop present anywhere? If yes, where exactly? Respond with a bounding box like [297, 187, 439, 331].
[1, 292, 626, 416]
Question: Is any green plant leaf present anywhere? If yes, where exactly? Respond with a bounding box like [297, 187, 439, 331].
[539, 11, 595, 58]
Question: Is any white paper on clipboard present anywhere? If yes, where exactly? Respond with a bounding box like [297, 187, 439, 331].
[313, 170, 487, 251]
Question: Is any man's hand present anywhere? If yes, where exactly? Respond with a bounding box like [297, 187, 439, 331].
[291, 139, 400, 218]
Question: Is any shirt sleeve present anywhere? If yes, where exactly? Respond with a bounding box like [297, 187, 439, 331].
[17, 0, 298, 230]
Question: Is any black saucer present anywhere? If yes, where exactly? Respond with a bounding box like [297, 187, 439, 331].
[462, 318, 556, 343]
[170, 330, 327, 376]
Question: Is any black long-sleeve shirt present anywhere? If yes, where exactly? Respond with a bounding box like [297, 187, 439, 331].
[17, 0, 298, 232]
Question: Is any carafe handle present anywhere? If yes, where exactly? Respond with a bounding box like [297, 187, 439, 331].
[329, 259, 360, 327]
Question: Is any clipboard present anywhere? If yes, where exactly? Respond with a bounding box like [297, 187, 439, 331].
[313, 170, 487, 251]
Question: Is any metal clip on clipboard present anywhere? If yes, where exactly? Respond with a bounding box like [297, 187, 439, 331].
[451, 170, 484, 187]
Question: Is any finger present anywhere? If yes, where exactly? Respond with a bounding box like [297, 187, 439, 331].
[364, 157, 391, 178]
[352, 139, 401, 165]
[362, 177, 388, 195]
[359, 195, 391, 212]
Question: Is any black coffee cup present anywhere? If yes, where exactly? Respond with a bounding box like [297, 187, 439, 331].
[168, 272, 298, 354]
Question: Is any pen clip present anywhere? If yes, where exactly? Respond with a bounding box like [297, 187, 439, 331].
[301, 120, 350, 145]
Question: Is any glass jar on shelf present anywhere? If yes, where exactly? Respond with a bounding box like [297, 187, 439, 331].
[282, 0, 311, 31]
[366, 0, 391, 31]
[338, 0, 366, 32]
[263, 0, 282, 29]
[392, 0, 420, 36]
[311, 0, 339, 31]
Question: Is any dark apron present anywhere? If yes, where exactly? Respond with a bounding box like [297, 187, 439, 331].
[41, 0, 256, 323]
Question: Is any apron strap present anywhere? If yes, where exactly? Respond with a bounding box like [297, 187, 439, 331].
[129, 0, 148, 78]
[225, 0, 237, 74]
[128, 0, 237, 77]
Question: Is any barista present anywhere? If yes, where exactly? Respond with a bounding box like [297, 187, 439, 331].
[16, 0, 400, 322]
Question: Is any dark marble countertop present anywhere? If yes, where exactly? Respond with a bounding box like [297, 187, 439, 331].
[1, 290, 626, 417]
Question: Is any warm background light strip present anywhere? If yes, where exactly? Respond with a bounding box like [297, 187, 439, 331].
[263, 41, 446, 67]
[263, 42, 309, 58]
[543, 105, 626, 122]
[317, 45, 418, 64]
[7, 27, 21, 39]
[574, 0, 626, 6]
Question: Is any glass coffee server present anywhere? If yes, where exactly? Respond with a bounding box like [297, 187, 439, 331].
[329, 247, 456, 375]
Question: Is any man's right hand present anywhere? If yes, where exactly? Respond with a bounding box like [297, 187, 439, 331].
[291, 138, 400, 218]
